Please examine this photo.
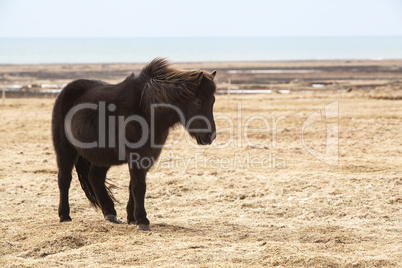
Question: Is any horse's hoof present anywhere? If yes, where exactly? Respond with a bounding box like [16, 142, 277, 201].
[60, 216, 72, 222]
[104, 214, 120, 223]
[136, 224, 152, 231]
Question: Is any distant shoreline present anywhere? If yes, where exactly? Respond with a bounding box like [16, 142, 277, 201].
[1, 59, 401, 100]
[1, 58, 401, 66]
[1, 58, 402, 68]
[1, 36, 402, 64]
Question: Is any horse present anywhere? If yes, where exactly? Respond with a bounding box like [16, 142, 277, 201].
[52, 58, 217, 231]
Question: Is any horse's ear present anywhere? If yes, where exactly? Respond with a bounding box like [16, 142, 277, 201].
[211, 71, 217, 79]
[197, 71, 204, 84]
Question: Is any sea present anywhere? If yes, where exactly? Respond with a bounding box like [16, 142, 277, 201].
[0, 36, 402, 64]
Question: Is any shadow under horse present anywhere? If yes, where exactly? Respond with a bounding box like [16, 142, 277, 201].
[52, 58, 217, 231]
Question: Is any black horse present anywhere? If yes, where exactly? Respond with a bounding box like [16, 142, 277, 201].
[52, 58, 217, 230]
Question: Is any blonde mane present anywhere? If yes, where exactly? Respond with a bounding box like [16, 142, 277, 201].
[139, 58, 208, 110]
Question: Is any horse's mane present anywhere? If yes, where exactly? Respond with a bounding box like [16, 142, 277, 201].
[138, 58, 207, 110]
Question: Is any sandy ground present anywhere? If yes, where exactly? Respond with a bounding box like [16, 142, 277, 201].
[0, 61, 401, 267]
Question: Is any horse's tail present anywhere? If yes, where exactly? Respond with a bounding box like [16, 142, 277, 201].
[75, 156, 100, 208]
[75, 156, 118, 208]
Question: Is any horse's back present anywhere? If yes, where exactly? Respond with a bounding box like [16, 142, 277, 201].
[56, 79, 108, 110]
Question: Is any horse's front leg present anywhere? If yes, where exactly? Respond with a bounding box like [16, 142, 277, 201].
[127, 167, 151, 231]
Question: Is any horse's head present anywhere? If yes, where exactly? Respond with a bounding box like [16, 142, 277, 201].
[182, 71, 217, 145]
[138, 59, 217, 145]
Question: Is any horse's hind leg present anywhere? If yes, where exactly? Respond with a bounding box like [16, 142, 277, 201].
[88, 165, 118, 223]
[56, 148, 77, 222]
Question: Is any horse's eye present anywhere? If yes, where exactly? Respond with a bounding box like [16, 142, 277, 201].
[194, 99, 203, 106]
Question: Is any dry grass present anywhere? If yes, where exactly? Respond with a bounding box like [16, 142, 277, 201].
[0, 83, 401, 267]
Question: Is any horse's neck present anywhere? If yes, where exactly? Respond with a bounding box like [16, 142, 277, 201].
[151, 108, 182, 132]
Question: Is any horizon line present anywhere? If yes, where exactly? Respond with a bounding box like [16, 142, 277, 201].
[1, 35, 402, 39]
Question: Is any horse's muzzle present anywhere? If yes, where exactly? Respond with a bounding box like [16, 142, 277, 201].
[196, 132, 216, 145]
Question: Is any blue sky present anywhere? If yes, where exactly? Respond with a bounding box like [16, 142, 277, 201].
[0, 0, 401, 37]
